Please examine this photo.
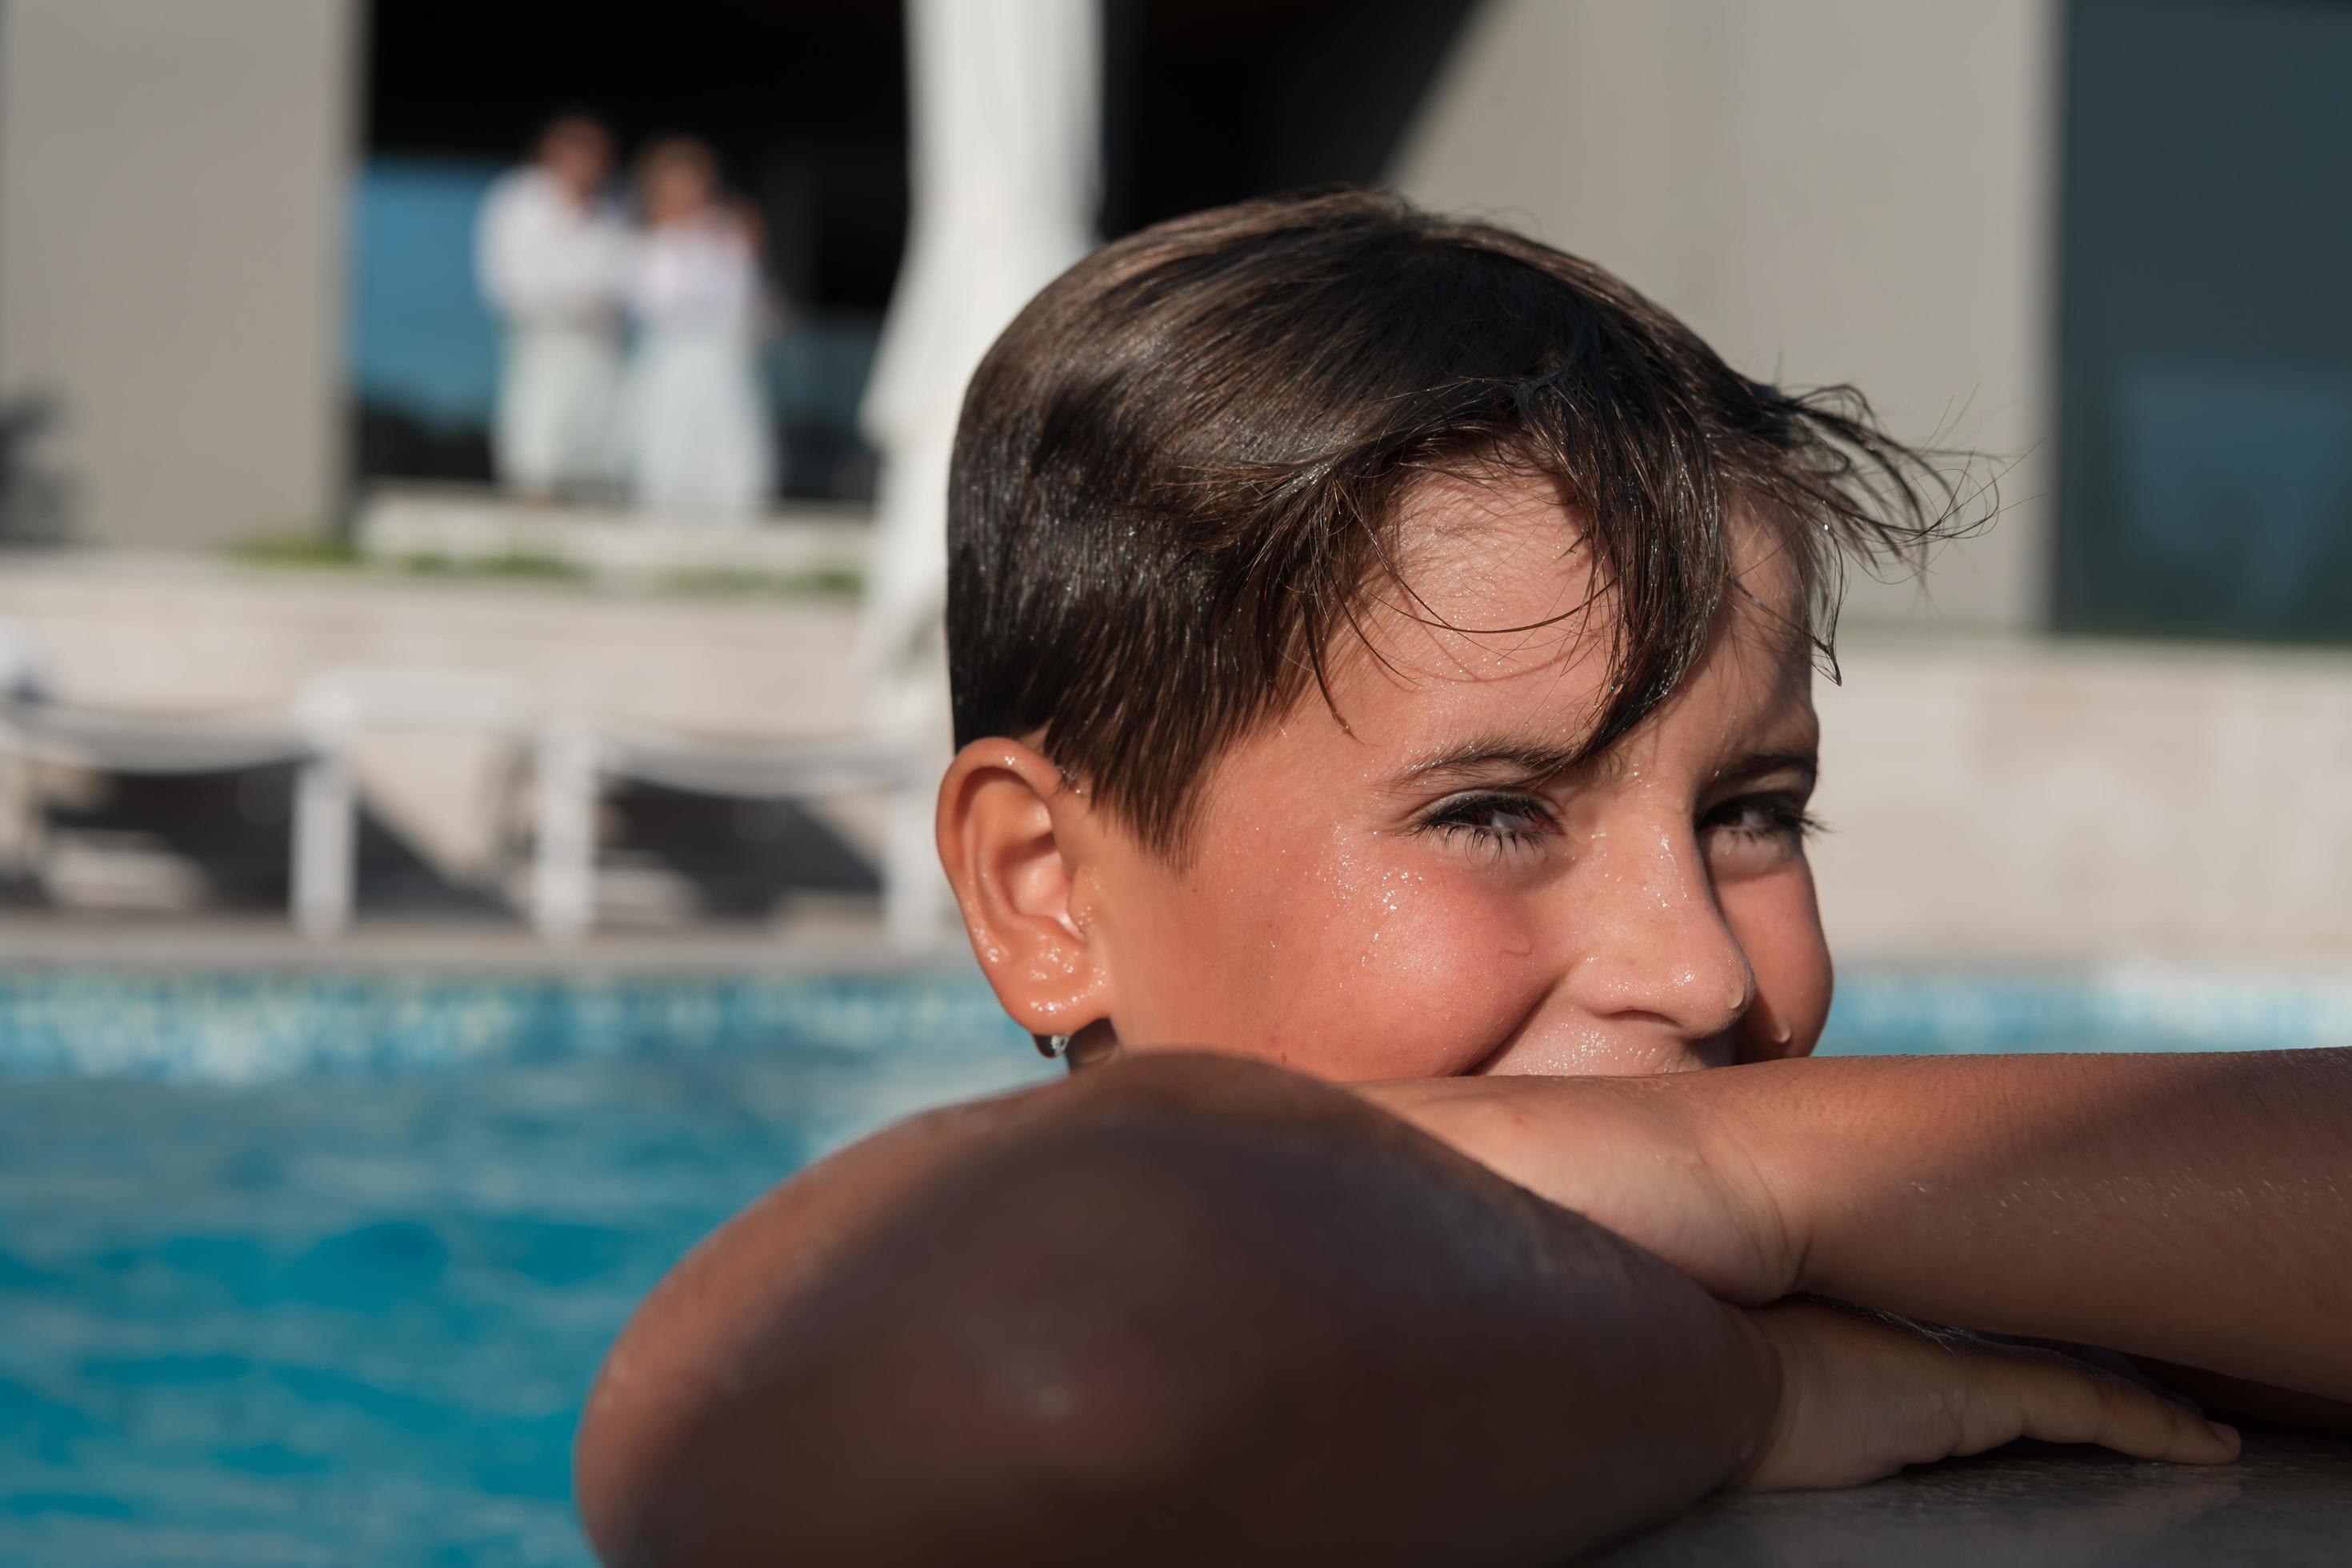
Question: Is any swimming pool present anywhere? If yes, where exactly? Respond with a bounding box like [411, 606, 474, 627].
[2, 965, 2346, 1566]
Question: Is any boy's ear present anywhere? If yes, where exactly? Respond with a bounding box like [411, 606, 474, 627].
[935, 738, 1115, 1040]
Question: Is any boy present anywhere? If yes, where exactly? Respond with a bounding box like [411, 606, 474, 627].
[576, 192, 2349, 1565]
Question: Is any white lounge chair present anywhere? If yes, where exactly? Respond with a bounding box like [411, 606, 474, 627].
[0, 618, 942, 945]
[0, 622, 336, 926]
[288, 666, 542, 938]
[529, 716, 938, 949]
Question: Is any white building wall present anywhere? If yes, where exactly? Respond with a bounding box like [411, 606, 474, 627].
[0, 0, 357, 549]
[1812, 639, 2352, 966]
[1394, 0, 2060, 633]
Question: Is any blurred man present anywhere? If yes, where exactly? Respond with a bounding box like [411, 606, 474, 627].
[477, 114, 628, 499]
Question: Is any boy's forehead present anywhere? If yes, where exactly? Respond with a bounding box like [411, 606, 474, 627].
[1314, 471, 1814, 752]
[1365, 471, 1806, 678]
[1384, 470, 1600, 638]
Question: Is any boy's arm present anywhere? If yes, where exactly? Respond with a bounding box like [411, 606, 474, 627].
[1375, 1049, 2352, 1405]
[1753, 1049, 2352, 1402]
[575, 1052, 1778, 1566]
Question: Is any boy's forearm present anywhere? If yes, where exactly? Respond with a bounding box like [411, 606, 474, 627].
[579, 1054, 1776, 1566]
[1724, 1050, 2352, 1398]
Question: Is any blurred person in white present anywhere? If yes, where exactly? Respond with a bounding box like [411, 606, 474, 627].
[623, 138, 776, 521]
[475, 114, 630, 498]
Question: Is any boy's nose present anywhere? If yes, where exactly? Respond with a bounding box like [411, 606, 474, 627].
[1557, 829, 1755, 1045]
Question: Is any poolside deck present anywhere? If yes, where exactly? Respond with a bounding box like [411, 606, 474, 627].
[1598, 1426, 2352, 1566]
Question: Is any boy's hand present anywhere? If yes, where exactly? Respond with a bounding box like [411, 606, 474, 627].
[1362, 1074, 1798, 1303]
[1734, 1298, 2239, 1490]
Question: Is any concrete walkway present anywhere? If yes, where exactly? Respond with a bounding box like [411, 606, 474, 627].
[1597, 1427, 2352, 1566]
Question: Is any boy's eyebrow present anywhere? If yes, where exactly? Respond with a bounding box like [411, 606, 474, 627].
[1714, 747, 1820, 785]
[1722, 747, 1825, 775]
[1394, 739, 1821, 791]
[1397, 738, 1591, 786]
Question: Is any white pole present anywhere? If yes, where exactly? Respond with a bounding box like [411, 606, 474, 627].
[861, 0, 1102, 951]
[292, 720, 355, 939]
[532, 716, 598, 941]
[882, 763, 941, 952]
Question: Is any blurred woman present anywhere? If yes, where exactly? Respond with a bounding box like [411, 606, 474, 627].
[622, 138, 777, 520]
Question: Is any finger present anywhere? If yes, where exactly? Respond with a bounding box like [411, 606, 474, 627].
[1970, 1348, 2242, 1466]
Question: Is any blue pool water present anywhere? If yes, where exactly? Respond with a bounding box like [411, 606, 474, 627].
[1, 965, 2345, 1566]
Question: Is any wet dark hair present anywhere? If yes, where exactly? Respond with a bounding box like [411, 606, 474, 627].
[536, 112, 610, 158]
[947, 189, 1971, 858]
[635, 135, 718, 195]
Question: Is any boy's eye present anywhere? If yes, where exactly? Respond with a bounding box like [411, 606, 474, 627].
[1413, 791, 1561, 860]
[1699, 794, 1822, 868]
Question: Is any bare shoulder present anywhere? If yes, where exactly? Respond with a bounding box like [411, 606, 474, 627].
[573, 1068, 1053, 1544]
[572, 1054, 1394, 1555]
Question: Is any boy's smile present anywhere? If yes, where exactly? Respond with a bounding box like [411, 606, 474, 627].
[946, 471, 1834, 1081]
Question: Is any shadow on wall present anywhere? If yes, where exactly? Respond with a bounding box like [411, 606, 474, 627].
[0, 392, 78, 546]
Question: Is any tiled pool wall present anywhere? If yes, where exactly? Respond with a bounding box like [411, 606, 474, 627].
[0, 965, 2345, 1083]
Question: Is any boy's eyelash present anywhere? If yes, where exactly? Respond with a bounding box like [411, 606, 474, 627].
[1410, 791, 1562, 855]
[1410, 792, 1822, 859]
[1706, 796, 1826, 841]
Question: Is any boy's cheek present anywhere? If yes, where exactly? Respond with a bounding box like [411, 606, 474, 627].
[1106, 862, 1541, 1081]
[1239, 888, 1546, 1081]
